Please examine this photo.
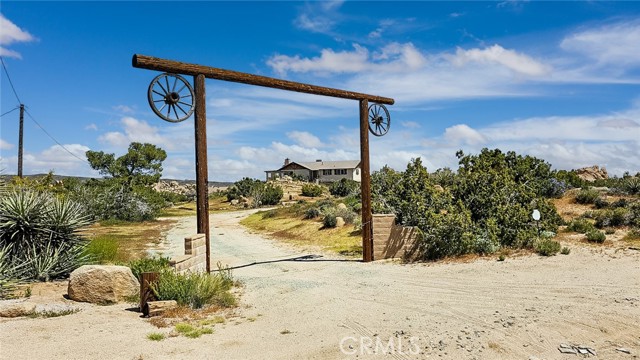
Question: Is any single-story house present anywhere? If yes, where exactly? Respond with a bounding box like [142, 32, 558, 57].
[265, 158, 361, 183]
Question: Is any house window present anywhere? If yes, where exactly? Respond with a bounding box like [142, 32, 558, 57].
[322, 170, 332, 176]
[334, 169, 347, 175]
[355, 169, 359, 175]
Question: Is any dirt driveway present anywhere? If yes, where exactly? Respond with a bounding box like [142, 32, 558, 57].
[2, 210, 639, 359]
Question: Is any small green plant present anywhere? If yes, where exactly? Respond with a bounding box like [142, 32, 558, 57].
[605, 228, 616, 235]
[301, 184, 324, 197]
[28, 308, 79, 318]
[261, 210, 277, 219]
[586, 230, 606, 243]
[497, 254, 506, 261]
[147, 332, 166, 341]
[24, 287, 32, 298]
[560, 247, 571, 255]
[174, 323, 213, 338]
[621, 177, 640, 195]
[84, 236, 119, 264]
[535, 239, 561, 256]
[128, 256, 171, 280]
[575, 188, 600, 204]
[151, 266, 235, 309]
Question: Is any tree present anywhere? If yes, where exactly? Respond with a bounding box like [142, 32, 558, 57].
[86, 142, 167, 186]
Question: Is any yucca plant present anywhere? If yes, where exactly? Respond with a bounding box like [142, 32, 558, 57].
[0, 189, 92, 281]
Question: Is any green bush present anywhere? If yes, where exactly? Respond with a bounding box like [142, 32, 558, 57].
[152, 267, 235, 309]
[595, 207, 631, 228]
[322, 212, 338, 228]
[594, 197, 609, 209]
[304, 207, 321, 219]
[561, 247, 571, 255]
[329, 178, 360, 197]
[256, 183, 283, 206]
[301, 184, 324, 197]
[566, 218, 596, 233]
[336, 207, 357, 225]
[128, 256, 171, 280]
[586, 230, 606, 243]
[0, 189, 91, 281]
[575, 188, 600, 204]
[535, 239, 561, 256]
[226, 177, 262, 202]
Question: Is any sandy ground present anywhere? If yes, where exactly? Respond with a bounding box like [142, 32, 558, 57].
[1, 210, 639, 360]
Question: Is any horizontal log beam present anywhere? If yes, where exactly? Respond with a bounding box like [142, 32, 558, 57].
[132, 54, 394, 105]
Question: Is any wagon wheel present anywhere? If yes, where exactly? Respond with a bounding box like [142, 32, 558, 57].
[147, 73, 195, 123]
[368, 103, 390, 137]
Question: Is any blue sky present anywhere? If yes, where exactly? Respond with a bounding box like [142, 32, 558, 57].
[1, 1, 639, 181]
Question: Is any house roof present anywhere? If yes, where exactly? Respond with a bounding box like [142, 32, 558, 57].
[266, 160, 361, 172]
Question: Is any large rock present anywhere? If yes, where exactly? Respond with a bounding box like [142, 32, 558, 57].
[335, 216, 346, 228]
[576, 165, 608, 182]
[68, 265, 139, 304]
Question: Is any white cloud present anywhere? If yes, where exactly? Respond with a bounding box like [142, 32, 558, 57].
[286, 131, 324, 148]
[452, 44, 550, 77]
[293, 1, 343, 34]
[0, 138, 13, 150]
[400, 121, 421, 129]
[268, 43, 426, 76]
[0, 14, 36, 59]
[85, 123, 98, 131]
[1, 144, 95, 177]
[561, 20, 640, 68]
[98, 117, 191, 151]
[444, 124, 488, 145]
[112, 105, 134, 114]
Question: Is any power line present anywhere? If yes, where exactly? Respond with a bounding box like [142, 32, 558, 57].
[0, 56, 22, 105]
[24, 108, 89, 164]
[0, 106, 19, 118]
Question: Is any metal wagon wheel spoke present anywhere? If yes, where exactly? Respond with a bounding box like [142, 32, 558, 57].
[147, 73, 195, 123]
[367, 103, 390, 137]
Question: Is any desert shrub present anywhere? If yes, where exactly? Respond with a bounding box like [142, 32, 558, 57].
[342, 195, 362, 213]
[545, 178, 570, 198]
[611, 198, 628, 208]
[604, 228, 616, 235]
[322, 212, 338, 228]
[226, 177, 262, 202]
[586, 230, 606, 243]
[561, 247, 571, 255]
[304, 207, 321, 219]
[261, 210, 277, 219]
[594, 197, 609, 209]
[336, 207, 357, 224]
[301, 184, 324, 197]
[329, 178, 360, 197]
[535, 239, 561, 256]
[553, 170, 585, 189]
[69, 180, 165, 222]
[152, 267, 235, 309]
[594, 207, 631, 228]
[575, 188, 600, 204]
[128, 256, 171, 280]
[566, 218, 596, 233]
[0, 189, 91, 281]
[416, 203, 476, 260]
[253, 182, 283, 206]
[621, 177, 640, 195]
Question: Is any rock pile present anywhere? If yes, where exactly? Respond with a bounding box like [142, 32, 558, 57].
[153, 181, 197, 198]
[575, 166, 608, 182]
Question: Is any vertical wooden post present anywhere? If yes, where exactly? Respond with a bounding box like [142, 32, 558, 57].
[17, 104, 24, 178]
[140, 271, 159, 316]
[194, 74, 211, 273]
[359, 99, 373, 262]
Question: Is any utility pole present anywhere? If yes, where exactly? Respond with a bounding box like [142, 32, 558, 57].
[18, 104, 24, 178]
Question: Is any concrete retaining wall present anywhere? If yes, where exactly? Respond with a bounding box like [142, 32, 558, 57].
[372, 214, 419, 261]
[169, 234, 207, 273]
